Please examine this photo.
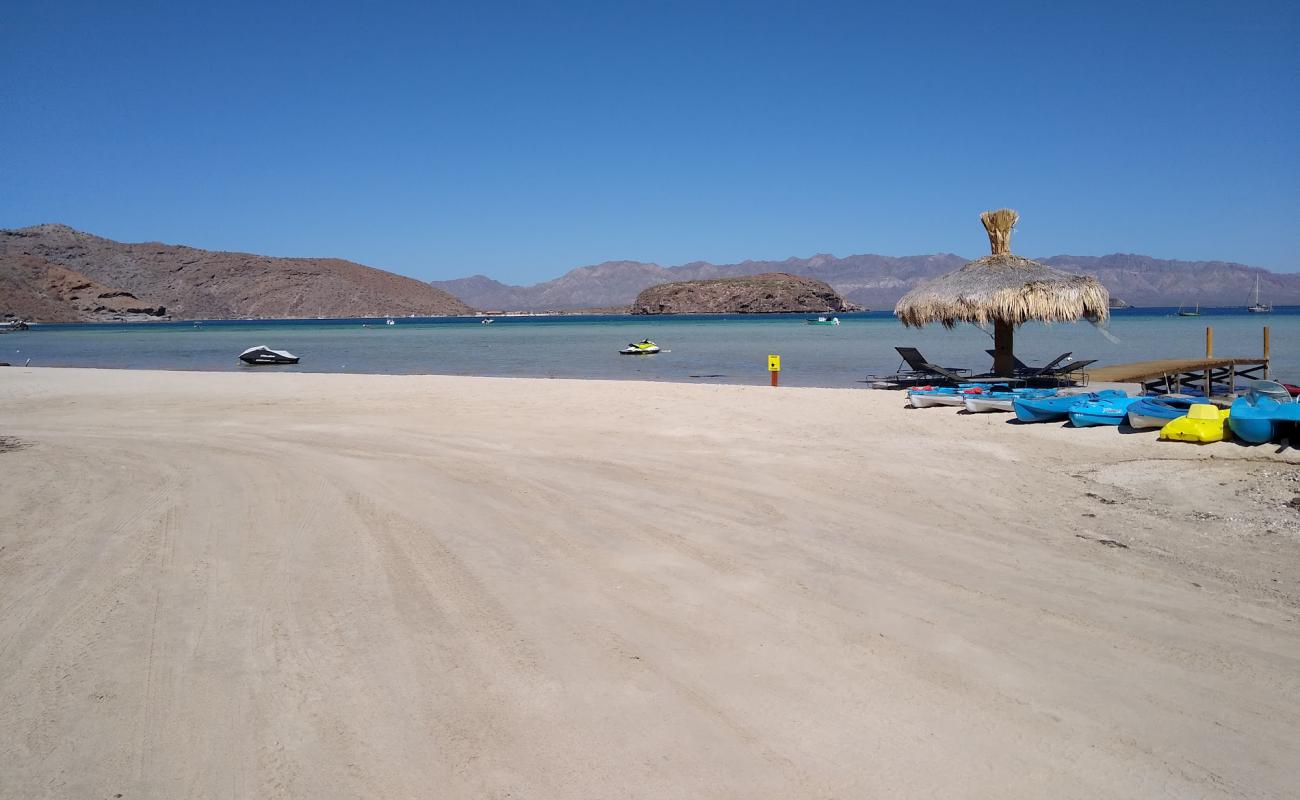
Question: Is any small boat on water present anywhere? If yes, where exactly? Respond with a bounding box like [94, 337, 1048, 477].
[238, 345, 300, 365]
[1126, 395, 1199, 430]
[1, 320, 29, 334]
[385, 318, 396, 326]
[1227, 381, 1300, 444]
[964, 388, 1057, 414]
[1068, 395, 1142, 427]
[806, 316, 840, 326]
[480, 318, 495, 324]
[1176, 303, 1201, 317]
[1160, 404, 1230, 443]
[620, 339, 661, 355]
[1012, 390, 1127, 423]
[1247, 275, 1272, 314]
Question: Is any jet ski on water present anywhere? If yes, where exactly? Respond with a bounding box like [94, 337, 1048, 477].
[620, 339, 661, 355]
[238, 345, 300, 365]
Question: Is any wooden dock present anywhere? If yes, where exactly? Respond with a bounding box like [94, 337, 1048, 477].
[1088, 357, 1269, 395]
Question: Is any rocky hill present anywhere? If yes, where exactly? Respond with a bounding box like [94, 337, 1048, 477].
[0, 254, 169, 322]
[0, 224, 473, 321]
[433, 253, 1300, 311]
[629, 273, 851, 315]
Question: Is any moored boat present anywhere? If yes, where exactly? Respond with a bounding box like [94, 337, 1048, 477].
[238, 345, 299, 365]
[1067, 395, 1142, 427]
[1247, 276, 1271, 313]
[1126, 395, 1199, 430]
[1012, 390, 1126, 423]
[805, 316, 840, 325]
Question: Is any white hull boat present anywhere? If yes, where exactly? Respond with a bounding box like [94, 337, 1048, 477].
[908, 393, 963, 408]
[964, 396, 1015, 413]
[923, 393, 969, 407]
[1126, 411, 1167, 430]
[238, 345, 299, 365]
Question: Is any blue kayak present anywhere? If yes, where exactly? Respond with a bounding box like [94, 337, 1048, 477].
[1228, 382, 1300, 444]
[1126, 395, 1199, 430]
[1068, 396, 1142, 427]
[1012, 390, 1127, 423]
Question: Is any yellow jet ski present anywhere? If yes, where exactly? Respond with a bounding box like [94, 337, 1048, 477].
[1158, 403, 1230, 443]
[620, 339, 661, 355]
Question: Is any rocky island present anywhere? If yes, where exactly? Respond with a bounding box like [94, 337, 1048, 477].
[629, 272, 854, 315]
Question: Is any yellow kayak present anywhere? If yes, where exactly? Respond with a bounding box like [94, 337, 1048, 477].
[1158, 403, 1230, 443]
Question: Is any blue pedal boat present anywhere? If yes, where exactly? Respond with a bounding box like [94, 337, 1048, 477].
[1126, 395, 1199, 430]
[1228, 381, 1300, 444]
[1068, 396, 1142, 427]
[1012, 390, 1126, 423]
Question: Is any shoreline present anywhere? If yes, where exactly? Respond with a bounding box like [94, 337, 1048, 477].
[2, 368, 1298, 797]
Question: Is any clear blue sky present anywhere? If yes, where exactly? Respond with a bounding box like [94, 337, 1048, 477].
[3, 1, 1297, 283]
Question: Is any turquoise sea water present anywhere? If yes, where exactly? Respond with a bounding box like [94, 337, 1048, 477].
[5, 309, 1297, 388]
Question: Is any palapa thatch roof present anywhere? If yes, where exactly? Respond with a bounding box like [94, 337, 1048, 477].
[894, 209, 1110, 329]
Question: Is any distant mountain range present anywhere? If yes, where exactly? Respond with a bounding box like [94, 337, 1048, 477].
[4, 223, 1296, 322]
[0, 224, 471, 322]
[432, 253, 1300, 311]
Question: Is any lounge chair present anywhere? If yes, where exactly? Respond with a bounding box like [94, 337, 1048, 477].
[1043, 359, 1096, 386]
[883, 347, 972, 384]
[984, 350, 1072, 378]
[921, 362, 1028, 387]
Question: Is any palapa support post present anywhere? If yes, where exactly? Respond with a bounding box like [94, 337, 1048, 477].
[992, 319, 1015, 378]
[1264, 326, 1271, 378]
[1204, 326, 1214, 396]
[980, 209, 1021, 377]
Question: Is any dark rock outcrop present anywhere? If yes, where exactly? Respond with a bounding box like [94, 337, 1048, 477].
[630, 273, 852, 315]
[0, 254, 170, 322]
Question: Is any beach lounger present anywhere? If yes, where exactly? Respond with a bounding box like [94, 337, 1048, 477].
[878, 347, 972, 385]
[922, 363, 1028, 388]
[1043, 359, 1096, 386]
[984, 350, 1072, 378]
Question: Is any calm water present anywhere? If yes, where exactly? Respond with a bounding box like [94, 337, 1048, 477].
[5, 308, 1297, 388]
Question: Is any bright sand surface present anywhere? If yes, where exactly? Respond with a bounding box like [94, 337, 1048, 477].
[2, 368, 1299, 799]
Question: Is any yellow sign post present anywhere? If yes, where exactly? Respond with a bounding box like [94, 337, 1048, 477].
[768, 354, 780, 386]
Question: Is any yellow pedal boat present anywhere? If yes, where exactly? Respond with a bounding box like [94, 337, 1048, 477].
[1158, 403, 1229, 443]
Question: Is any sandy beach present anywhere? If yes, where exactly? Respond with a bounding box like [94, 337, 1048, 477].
[1, 368, 1298, 799]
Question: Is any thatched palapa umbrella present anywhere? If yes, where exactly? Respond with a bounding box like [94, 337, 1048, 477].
[894, 209, 1110, 377]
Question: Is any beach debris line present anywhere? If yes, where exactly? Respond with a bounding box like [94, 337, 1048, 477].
[1076, 534, 1129, 549]
[894, 209, 1109, 378]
